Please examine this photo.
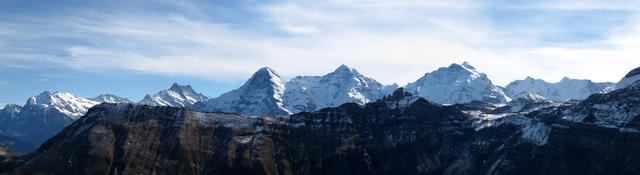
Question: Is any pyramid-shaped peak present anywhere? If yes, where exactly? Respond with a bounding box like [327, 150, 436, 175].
[170, 83, 180, 89]
[242, 67, 285, 89]
[169, 83, 193, 92]
[332, 64, 360, 75]
[254, 67, 280, 76]
[254, 67, 280, 77]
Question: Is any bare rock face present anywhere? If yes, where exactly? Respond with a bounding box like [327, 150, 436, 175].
[5, 87, 640, 174]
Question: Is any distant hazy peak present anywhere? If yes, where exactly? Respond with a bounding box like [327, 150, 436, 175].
[91, 94, 131, 103]
[139, 83, 210, 107]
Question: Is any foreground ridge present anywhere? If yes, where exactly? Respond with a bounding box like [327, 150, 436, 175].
[5, 82, 640, 174]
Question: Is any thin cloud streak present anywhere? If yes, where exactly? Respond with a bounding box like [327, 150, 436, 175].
[0, 0, 638, 86]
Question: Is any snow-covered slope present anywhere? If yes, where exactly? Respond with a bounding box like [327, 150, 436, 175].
[25, 91, 101, 119]
[194, 67, 291, 116]
[494, 92, 554, 113]
[90, 94, 131, 103]
[0, 91, 102, 147]
[404, 62, 510, 104]
[139, 83, 210, 108]
[603, 67, 640, 92]
[283, 65, 395, 113]
[549, 66, 640, 127]
[505, 77, 612, 101]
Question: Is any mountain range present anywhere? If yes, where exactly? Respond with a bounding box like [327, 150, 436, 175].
[504, 76, 613, 101]
[194, 65, 397, 115]
[0, 62, 616, 154]
[5, 63, 640, 174]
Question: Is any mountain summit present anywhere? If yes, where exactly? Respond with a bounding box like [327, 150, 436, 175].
[90, 94, 131, 103]
[139, 83, 210, 107]
[404, 62, 510, 104]
[283, 64, 396, 113]
[195, 67, 291, 116]
[0, 91, 100, 147]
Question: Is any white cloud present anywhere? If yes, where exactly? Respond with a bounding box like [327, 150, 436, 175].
[0, 0, 639, 86]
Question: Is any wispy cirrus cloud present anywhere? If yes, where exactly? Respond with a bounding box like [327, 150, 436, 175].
[0, 0, 639, 85]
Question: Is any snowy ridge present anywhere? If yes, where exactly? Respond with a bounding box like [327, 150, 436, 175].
[26, 91, 100, 119]
[603, 67, 640, 92]
[505, 76, 612, 101]
[404, 62, 510, 104]
[90, 94, 131, 103]
[196, 65, 396, 115]
[139, 83, 211, 107]
[283, 65, 394, 113]
[559, 81, 640, 125]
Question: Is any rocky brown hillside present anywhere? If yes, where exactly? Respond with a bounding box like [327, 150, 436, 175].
[3, 88, 640, 174]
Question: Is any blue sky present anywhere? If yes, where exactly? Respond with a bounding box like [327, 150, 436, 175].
[1, 0, 640, 106]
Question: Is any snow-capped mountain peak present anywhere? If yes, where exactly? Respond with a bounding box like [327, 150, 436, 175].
[27, 91, 52, 105]
[404, 62, 510, 104]
[194, 67, 291, 116]
[243, 67, 285, 89]
[25, 91, 100, 118]
[282, 65, 390, 113]
[0, 104, 22, 118]
[139, 83, 211, 108]
[90, 94, 131, 103]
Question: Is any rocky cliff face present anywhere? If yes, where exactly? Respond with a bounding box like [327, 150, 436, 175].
[7, 86, 640, 174]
